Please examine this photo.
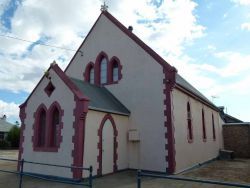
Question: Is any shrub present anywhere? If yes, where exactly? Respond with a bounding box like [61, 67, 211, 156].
[6, 125, 20, 148]
[0, 140, 10, 149]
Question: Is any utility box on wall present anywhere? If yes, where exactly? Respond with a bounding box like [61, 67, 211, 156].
[128, 130, 140, 142]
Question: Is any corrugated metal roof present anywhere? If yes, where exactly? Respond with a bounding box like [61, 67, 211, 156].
[0, 119, 14, 132]
[176, 74, 217, 108]
[70, 78, 130, 116]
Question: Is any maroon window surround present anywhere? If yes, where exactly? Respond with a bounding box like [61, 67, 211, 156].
[187, 102, 193, 143]
[84, 62, 95, 84]
[33, 102, 64, 152]
[108, 56, 122, 84]
[84, 52, 122, 86]
[94, 51, 109, 86]
[212, 114, 216, 140]
[202, 109, 207, 142]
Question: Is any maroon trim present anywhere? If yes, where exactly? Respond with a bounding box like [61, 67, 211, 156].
[21, 63, 89, 107]
[202, 109, 207, 142]
[212, 113, 216, 141]
[71, 96, 89, 179]
[163, 67, 176, 174]
[32, 104, 47, 150]
[94, 51, 109, 86]
[52, 64, 88, 101]
[32, 102, 64, 152]
[64, 13, 104, 72]
[48, 101, 64, 148]
[18, 103, 27, 171]
[108, 56, 122, 84]
[84, 62, 94, 82]
[44, 82, 55, 97]
[97, 114, 118, 176]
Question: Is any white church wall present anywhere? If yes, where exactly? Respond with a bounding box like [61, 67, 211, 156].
[83, 110, 129, 176]
[66, 14, 167, 173]
[172, 88, 222, 173]
[22, 68, 75, 178]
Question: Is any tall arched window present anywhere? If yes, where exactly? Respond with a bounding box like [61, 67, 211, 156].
[202, 109, 207, 141]
[50, 107, 59, 147]
[212, 114, 216, 140]
[112, 61, 119, 82]
[187, 102, 193, 142]
[38, 109, 46, 147]
[100, 58, 108, 84]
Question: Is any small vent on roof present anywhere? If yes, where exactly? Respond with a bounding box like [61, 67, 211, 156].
[128, 26, 133, 32]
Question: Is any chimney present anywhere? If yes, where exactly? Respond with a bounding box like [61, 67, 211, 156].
[128, 26, 133, 32]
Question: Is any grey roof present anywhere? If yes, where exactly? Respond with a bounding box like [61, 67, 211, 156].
[0, 119, 14, 132]
[70, 78, 130, 116]
[176, 74, 218, 109]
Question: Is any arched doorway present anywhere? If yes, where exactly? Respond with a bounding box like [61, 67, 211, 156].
[97, 114, 118, 175]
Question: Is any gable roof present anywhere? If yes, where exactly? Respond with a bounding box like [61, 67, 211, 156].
[20, 63, 89, 107]
[70, 78, 130, 116]
[64, 11, 218, 111]
[0, 119, 14, 132]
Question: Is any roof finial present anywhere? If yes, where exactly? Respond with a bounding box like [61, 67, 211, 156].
[101, 1, 108, 12]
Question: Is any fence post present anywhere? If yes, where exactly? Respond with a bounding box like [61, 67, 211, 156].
[89, 166, 93, 188]
[19, 159, 24, 188]
[137, 170, 141, 188]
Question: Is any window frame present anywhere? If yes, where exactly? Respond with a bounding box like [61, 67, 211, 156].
[187, 102, 193, 143]
[202, 108, 207, 142]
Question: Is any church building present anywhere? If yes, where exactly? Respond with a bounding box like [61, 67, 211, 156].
[18, 10, 223, 179]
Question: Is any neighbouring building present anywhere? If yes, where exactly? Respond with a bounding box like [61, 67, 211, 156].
[18, 10, 224, 179]
[0, 116, 14, 141]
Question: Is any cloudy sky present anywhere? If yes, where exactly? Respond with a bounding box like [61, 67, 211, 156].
[0, 0, 250, 123]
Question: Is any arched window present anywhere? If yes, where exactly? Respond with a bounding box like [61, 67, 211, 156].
[187, 102, 193, 142]
[90, 67, 94, 84]
[112, 61, 119, 82]
[50, 107, 59, 147]
[202, 109, 207, 141]
[212, 114, 216, 140]
[100, 58, 108, 84]
[37, 109, 46, 147]
[84, 62, 94, 84]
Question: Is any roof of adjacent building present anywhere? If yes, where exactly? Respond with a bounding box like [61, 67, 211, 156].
[70, 78, 130, 116]
[0, 119, 14, 132]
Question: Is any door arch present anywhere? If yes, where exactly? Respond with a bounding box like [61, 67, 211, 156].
[97, 114, 118, 175]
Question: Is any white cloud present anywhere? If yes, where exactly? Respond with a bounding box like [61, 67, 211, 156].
[231, 0, 250, 5]
[241, 22, 250, 30]
[0, 0, 205, 93]
[0, 100, 19, 121]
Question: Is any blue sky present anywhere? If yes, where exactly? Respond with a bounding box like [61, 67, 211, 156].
[0, 0, 250, 123]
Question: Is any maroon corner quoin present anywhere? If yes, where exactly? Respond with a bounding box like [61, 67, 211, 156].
[50, 64, 89, 179]
[18, 102, 27, 171]
[163, 66, 177, 174]
[97, 114, 118, 176]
